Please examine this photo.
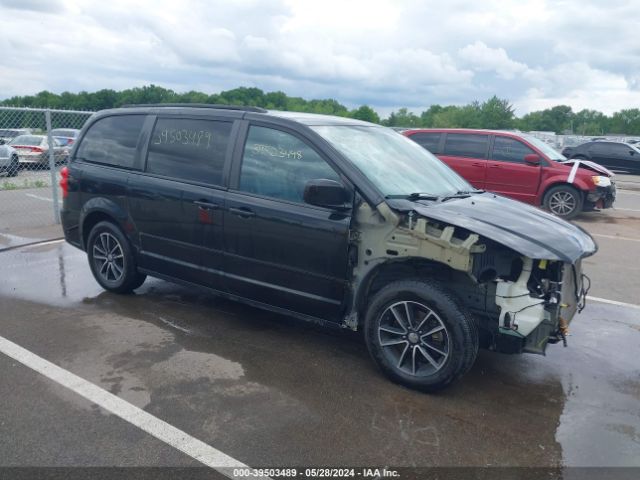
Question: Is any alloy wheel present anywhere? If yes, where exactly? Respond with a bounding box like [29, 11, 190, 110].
[92, 232, 125, 283]
[377, 301, 450, 377]
[548, 191, 577, 216]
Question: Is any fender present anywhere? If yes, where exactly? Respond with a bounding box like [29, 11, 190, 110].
[78, 197, 137, 249]
[536, 176, 593, 205]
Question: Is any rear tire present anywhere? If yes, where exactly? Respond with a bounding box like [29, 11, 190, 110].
[544, 184, 583, 220]
[364, 279, 478, 392]
[87, 221, 146, 294]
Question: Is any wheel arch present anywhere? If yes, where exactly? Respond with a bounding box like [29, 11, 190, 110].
[539, 180, 587, 206]
[79, 198, 133, 250]
[353, 257, 461, 328]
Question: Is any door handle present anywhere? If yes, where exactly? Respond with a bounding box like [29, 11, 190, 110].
[471, 162, 484, 167]
[489, 164, 502, 169]
[228, 206, 255, 218]
[194, 200, 219, 210]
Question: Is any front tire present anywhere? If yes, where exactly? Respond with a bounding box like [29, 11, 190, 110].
[544, 185, 583, 219]
[364, 280, 478, 392]
[87, 221, 146, 293]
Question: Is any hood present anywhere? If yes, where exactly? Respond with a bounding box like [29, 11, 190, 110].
[560, 159, 614, 177]
[386, 193, 597, 263]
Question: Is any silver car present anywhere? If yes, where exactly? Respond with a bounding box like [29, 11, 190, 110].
[0, 140, 19, 176]
[0, 128, 32, 143]
[9, 134, 69, 167]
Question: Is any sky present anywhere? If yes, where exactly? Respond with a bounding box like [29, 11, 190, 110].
[1, 0, 639, 116]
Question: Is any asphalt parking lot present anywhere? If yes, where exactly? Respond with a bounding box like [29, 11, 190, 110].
[0, 189, 639, 477]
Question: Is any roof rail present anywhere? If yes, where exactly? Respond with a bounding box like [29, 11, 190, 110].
[120, 103, 268, 113]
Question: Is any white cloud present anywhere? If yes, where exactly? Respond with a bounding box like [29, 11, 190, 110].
[458, 41, 530, 80]
[0, 0, 638, 115]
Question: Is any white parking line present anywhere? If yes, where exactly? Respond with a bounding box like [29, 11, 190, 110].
[615, 208, 640, 212]
[591, 233, 640, 243]
[0, 334, 252, 477]
[25, 193, 53, 203]
[617, 190, 640, 195]
[588, 296, 640, 310]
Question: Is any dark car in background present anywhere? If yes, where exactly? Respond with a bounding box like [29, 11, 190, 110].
[404, 128, 616, 219]
[562, 141, 640, 175]
[60, 104, 596, 392]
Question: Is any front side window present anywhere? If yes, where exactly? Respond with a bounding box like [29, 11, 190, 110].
[76, 115, 145, 168]
[443, 133, 488, 158]
[146, 118, 232, 185]
[492, 136, 535, 163]
[520, 134, 566, 161]
[239, 126, 341, 203]
[610, 143, 633, 155]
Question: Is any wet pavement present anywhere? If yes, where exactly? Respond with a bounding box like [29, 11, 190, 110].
[0, 192, 639, 475]
[1, 221, 639, 474]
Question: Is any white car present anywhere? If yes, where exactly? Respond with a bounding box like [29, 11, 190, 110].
[9, 135, 69, 167]
[0, 140, 19, 177]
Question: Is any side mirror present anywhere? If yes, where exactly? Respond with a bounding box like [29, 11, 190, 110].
[0, 139, 5, 145]
[303, 178, 350, 209]
[524, 153, 541, 166]
[629, 150, 635, 156]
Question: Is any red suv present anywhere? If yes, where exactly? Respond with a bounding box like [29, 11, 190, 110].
[403, 129, 616, 219]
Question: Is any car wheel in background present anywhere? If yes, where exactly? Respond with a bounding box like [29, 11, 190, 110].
[7, 155, 20, 177]
[544, 184, 583, 220]
[87, 221, 147, 294]
[364, 279, 478, 392]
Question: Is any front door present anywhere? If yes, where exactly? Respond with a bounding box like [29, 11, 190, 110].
[484, 135, 542, 204]
[224, 124, 352, 322]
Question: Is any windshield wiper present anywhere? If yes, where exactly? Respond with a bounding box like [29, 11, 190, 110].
[407, 192, 441, 201]
[385, 193, 441, 201]
[440, 189, 484, 202]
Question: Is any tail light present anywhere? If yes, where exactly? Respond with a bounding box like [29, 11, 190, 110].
[59, 166, 69, 198]
[68, 139, 74, 145]
[30, 146, 44, 153]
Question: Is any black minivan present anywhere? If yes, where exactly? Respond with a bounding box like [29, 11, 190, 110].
[61, 104, 597, 391]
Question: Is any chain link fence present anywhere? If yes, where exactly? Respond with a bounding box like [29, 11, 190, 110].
[0, 107, 93, 241]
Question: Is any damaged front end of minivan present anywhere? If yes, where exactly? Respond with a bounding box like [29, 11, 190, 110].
[345, 192, 596, 356]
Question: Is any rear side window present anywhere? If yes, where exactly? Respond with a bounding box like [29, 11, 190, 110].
[492, 136, 535, 163]
[76, 115, 145, 168]
[146, 118, 232, 185]
[443, 133, 488, 158]
[239, 126, 341, 203]
[409, 132, 442, 153]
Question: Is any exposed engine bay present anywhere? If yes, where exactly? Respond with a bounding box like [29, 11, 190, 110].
[346, 195, 593, 355]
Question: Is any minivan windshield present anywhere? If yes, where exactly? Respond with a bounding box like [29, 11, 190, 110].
[520, 134, 567, 161]
[312, 125, 472, 198]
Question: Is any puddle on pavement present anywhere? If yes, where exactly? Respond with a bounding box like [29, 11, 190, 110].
[1, 243, 639, 466]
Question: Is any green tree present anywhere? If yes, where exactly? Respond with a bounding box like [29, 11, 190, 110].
[383, 107, 421, 127]
[479, 96, 514, 129]
[518, 105, 574, 133]
[420, 105, 443, 127]
[350, 105, 380, 123]
[573, 109, 606, 135]
[609, 109, 640, 135]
